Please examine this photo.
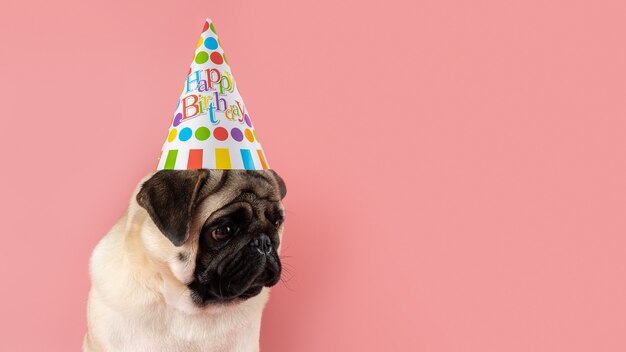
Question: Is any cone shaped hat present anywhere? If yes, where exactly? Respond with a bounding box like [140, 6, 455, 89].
[157, 18, 269, 171]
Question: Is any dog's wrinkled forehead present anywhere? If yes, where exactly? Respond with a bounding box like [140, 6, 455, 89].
[136, 169, 286, 247]
[196, 170, 284, 222]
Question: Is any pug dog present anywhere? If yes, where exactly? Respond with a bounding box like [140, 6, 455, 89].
[83, 169, 286, 352]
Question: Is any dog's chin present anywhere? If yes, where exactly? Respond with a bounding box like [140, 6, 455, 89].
[189, 284, 265, 307]
[187, 250, 281, 308]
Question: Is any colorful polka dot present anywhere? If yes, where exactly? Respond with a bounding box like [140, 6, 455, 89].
[179, 127, 192, 141]
[195, 51, 209, 64]
[230, 128, 244, 142]
[214, 127, 228, 141]
[202, 21, 209, 32]
[223, 53, 228, 64]
[195, 126, 210, 141]
[210, 22, 217, 34]
[253, 130, 259, 141]
[204, 37, 218, 50]
[173, 113, 183, 127]
[244, 128, 255, 142]
[244, 114, 253, 127]
[196, 36, 203, 48]
[167, 129, 178, 142]
[210, 52, 224, 65]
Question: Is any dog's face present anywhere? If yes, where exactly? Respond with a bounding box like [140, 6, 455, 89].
[136, 169, 286, 310]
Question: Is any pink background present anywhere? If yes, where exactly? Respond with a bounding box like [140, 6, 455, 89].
[1, 0, 625, 351]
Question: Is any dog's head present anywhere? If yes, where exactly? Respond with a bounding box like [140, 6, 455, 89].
[135, 169, 286, 310]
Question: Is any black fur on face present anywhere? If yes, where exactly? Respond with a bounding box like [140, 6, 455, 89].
[136, 169, 286, 305]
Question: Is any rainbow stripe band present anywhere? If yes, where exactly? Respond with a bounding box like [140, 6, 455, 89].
[187, 149, 203, 169]
[215, 148, 231, 169]
[160, 148, 270, 170]
[257, 150, 268, 170]
[240, 149, 255, 170]
[164, 150, 178, 169]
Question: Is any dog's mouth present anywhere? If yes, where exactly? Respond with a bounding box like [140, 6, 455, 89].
[188, 248, 281, 306]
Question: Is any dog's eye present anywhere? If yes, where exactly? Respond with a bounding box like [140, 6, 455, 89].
[211, 225, 237, 241]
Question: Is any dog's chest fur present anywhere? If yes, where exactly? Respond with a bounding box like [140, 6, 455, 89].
[88, 292, 263, 352]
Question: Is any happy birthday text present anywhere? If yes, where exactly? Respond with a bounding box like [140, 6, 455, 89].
[177, 68, 248, 125]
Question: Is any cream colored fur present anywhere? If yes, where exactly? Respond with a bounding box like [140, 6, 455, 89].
[84, 174, 283, 352]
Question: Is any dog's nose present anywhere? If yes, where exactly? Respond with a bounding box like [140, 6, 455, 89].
[250, 234, 272, 255]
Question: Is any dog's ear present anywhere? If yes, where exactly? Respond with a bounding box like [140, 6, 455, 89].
[268, 169, 287, 199]
[136, 170, 210, 246]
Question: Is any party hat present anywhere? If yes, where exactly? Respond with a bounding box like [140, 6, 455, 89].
[157, 18, 269, 171]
